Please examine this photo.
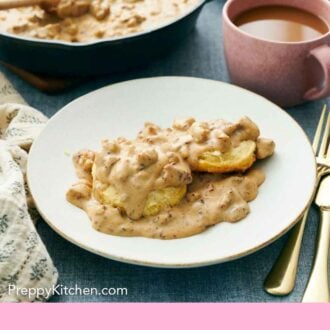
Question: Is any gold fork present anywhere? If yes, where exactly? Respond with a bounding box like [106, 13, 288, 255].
[302, 175, 330, 302]
[302, 110, 330, 302]
[264, 105, 330, 296]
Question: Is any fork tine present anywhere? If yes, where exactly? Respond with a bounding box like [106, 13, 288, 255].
[326, 113, 330, 159]
[319, 106, 330, 157]
[313, 105, 327, 153]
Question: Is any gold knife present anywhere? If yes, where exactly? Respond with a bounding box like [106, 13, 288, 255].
[302, 174, 330, 302]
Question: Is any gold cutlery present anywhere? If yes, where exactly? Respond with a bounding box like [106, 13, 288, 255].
[264, 105, 329, 296]
[302, 113, 330, 302]
[302, 174, 330, 302]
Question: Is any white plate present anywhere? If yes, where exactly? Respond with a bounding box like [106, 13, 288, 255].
[27, 77, 316, 268]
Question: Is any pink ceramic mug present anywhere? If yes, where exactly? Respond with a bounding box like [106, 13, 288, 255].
[223, 0, 330, 107]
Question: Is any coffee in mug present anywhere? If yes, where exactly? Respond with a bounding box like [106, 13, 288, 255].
[234, 5, 329, 42]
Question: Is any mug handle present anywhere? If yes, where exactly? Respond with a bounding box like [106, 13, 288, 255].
[304, 45, 330, 101]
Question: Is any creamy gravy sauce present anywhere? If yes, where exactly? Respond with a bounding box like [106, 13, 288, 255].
[137, 117, 271, 169]
[93, 138, 192, 220]
[67, 117, 275, 239]
[69, 169, 265, 239]
[0, 0, 200, 42]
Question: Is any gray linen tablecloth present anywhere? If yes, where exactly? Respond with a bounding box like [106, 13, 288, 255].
[1, 0, 329, 302]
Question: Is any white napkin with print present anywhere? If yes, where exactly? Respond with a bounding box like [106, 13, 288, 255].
[0, 73, 58, 302]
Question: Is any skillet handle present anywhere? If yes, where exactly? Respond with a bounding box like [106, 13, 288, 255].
[0, 61, 80, 93]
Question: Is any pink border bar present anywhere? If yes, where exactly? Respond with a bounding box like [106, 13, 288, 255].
[1, 303, 330, 330]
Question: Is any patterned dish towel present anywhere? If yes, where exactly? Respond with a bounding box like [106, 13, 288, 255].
[0, 73, 58, 302]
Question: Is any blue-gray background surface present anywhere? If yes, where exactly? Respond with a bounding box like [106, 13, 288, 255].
[2, 0, 329, 302]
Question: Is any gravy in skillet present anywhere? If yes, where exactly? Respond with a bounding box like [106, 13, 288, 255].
[0, 0, 200, 42]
